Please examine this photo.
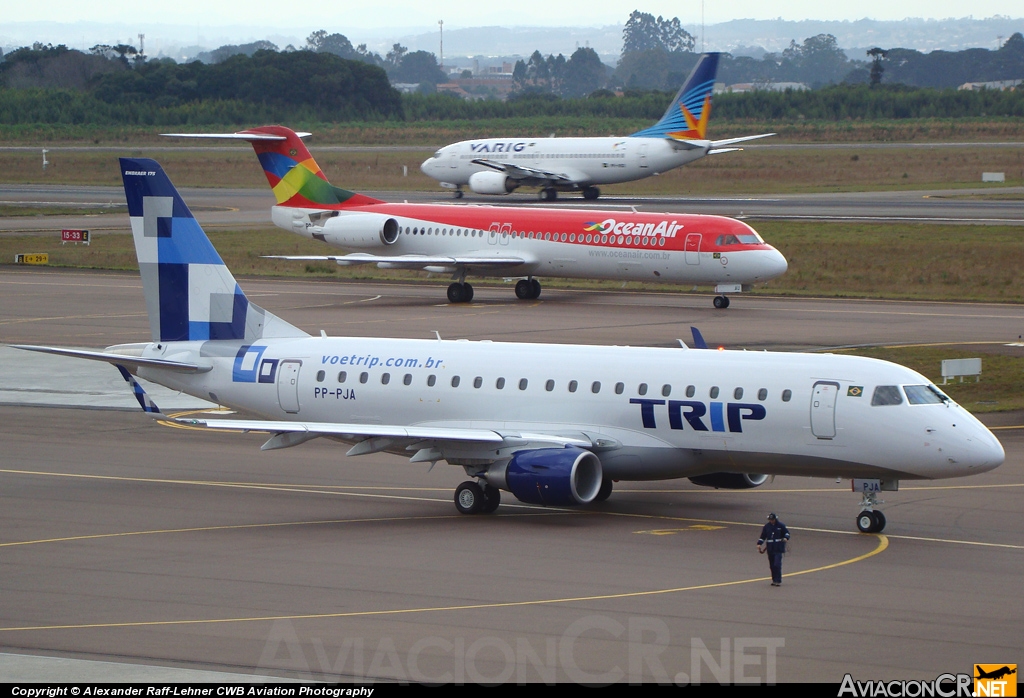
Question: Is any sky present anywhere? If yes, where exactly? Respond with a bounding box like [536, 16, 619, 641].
[3, 1, 1022, 30]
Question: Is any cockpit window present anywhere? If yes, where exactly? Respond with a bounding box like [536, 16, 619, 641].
[434, 150, 443, 158]
[716, 234, 740, 246]
[871, 385, 903, 406]
[716, 233, 763, 246]
[737, 233, 763, 244]
[904, 384, 949, 405]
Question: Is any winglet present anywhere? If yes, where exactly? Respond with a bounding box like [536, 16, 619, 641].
[690, 327, 709, 350]
[115, 365, 163, 415]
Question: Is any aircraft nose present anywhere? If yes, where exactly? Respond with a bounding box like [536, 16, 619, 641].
[762, 247, 788, 280]
[420, 158, 434, 174]
[971, 427, 1005, 473]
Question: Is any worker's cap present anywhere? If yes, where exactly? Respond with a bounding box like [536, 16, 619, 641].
[766, 512, 777, 520]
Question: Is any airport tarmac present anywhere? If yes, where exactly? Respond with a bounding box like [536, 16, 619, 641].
[0, 269, 1022, 683]
[2, 183, 1023, 235]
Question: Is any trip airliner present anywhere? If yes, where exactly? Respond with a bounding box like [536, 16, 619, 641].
[420, 53, 774, 200]
[14, 158, 1005, 533]
[164, 125, 787, 308]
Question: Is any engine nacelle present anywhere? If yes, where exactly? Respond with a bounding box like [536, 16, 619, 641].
[688, 473, 770, 489]
[486, 447, 603, 506]
[468, 171, 518, 195]
[319, 213, 400, 248]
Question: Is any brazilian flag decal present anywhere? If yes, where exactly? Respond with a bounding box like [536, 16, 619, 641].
[847, 386, 864, 397]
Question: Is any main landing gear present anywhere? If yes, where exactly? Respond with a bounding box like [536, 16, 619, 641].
[454, 480, 501, 514]
[855, 490, 887, 533]
[514, 278, 542, 300]
[447, 282, 474, 303]
[582, 186, 600, 200]
[539, 187, 558, 202]
[453, 188, 464, 199]
[713, 295, 731, 309]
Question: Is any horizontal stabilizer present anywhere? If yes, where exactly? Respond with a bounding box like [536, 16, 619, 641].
[161, 131, 312, 141]
[11, 345, 211, 373]
[710, 133, 775, 147]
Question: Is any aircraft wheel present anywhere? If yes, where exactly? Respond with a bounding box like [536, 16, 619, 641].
[872, 510, 886, 532]
[594, 478, 613, 502]
[463, 283, 474, 302]
[539, 188, 557, 202]
[582, 186, 600, 200]
[454, 190, 464, 199]
[713, 295, 729, 309]
[856, 511, 876, 533]
[530, 279, 542, 299]
[455, 481, 484, 514]
[481, 485, 501, 514]
[447, 283, 464, 303]
[515, 279, 532, 300]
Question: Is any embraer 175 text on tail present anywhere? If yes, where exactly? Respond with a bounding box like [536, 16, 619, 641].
[15, 159, 1005, 533]
[420, 53, 774, 200]
[163, 125, 786, 308]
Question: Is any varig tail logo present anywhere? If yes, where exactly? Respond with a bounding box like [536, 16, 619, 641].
[668, 94, 711, 141]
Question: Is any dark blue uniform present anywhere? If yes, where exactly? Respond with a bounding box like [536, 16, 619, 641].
[757, 518, 791, 585]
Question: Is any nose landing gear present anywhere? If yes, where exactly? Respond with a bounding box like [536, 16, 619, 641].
[855, 491, 886, 533]
[713, 295, 731, 309]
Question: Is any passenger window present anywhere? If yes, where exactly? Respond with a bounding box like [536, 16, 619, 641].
[734, 387, 743, 399]
[782, 389, 792, 402]
[316, 370, 325, 382]
[638, 383, 648, 396]
[338, 371, 347, 383]
[473, 376, 483, 389]
[519, 378, 528, 390]
[403, 374, 412, 386]
[685, 385, 695, 397]
[381, 373, 390, 385]
[615, 382, 624, 395]
[451, 376, 461, 388]
[496, 377, 505, 389]
[591, 381, 601, 394]
[359, 372, 368, 384]
[427, 375, 436, 387]
[871, 385, 903, 406]
[568, 380, 578, 393]
[545, 380, 555, 392]
[757, 388, 768, 401]
[662, 384, 671, 397]
[709, 386, 720, 399]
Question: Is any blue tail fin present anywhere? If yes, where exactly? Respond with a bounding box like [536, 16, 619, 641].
[630, 53, 720, 140]
[120, 158, 307, 344]
[690, 326, 709, 350]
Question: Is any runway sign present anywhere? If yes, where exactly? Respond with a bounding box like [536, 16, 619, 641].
[61, 229, 90, 245]
[15, 253, 49, 265]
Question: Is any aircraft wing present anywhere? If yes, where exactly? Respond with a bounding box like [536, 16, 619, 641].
[263, 253, 527, 269]
[12, 345, 211, 374]
[176, 416, 595, 458]
[471, 158, 577, 184]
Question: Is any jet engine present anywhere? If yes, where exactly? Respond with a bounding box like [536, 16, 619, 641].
[485, 447, 603, 506]
[468, 171, 518, 195]
[688, 473, 770, 489]
[319, 213, 400, 248]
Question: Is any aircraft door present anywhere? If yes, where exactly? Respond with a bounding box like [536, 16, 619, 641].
[810, 381, 839, 439]
[685, 233, 701, 265]
[449, 150, 458, 169]
[488, 223, 500, 245]
[639, 142, 649, 168]
[499, 223, 511, 245]
[277, 360, 302, 414]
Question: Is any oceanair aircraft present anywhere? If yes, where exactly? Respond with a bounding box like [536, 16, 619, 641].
[163, 125, 787, 308]
[419, 53, 774, 200]
[15, 158, 1005, 534]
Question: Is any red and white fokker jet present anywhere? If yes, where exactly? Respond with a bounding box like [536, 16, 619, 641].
[166, 126, 788, 307]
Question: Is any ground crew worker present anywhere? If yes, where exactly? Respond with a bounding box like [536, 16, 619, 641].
[757, 513, 791, 586]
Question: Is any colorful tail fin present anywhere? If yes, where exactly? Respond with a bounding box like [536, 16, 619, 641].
[120, 157, 309, 344]
[630, 53, 720, 140]
[162, 125, 383, 209]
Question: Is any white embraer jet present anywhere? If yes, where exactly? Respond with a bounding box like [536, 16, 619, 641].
[16, 158, 1004, 534]
[420, 53, 774, 201]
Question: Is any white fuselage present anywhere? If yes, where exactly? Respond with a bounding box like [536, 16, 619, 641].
[137, 336, 1003, 483]
[420, 136, 707, 189]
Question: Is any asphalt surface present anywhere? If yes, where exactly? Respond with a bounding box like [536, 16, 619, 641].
[0, 269, 1022, 682]
[1, 184, 1023, 235]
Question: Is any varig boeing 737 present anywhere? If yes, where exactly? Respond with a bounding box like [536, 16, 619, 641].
[164, 125, 786, 308]
[419, 53, 774, 200]
[15, 159, 1004, 534]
